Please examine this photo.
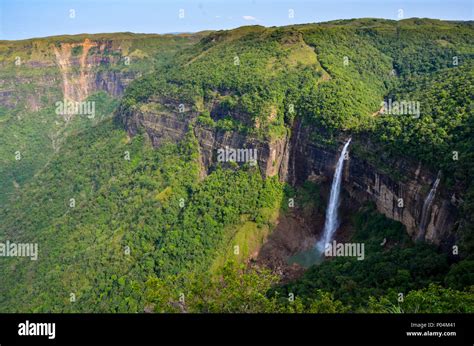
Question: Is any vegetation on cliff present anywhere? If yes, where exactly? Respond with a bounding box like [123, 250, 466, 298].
[0, 19, 472, 313]
[0, 119, 283, 312]
[275, 204, 473, 312]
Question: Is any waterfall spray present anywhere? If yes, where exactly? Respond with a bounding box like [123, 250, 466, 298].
[418, 171, 441, 240]
[316, 138, 351, 253]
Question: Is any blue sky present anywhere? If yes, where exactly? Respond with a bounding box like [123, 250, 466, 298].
[0, 0, 472, 40]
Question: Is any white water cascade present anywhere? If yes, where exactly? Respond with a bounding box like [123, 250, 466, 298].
[316, 138, 351, 253]
[418, 171, 441, 240]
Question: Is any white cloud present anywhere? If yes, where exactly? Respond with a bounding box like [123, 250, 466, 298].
[242, 15, 257, 21]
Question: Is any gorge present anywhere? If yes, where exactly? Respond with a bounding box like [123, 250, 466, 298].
[0, 18, 472, 313]
[122, 104, 460, 251]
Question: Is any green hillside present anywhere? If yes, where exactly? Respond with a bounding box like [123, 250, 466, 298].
[0, 33, 200, 207]
[0, 19, 473, 313]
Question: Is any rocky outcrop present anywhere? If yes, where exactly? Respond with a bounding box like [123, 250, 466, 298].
[0, 73, 61, 110]
[94, 70, 137, 97]
[345, 148, 458, 250]
[0, 38, 139, 112]
[290, 120, 460, 250]
[123, 108, 290, 179]
[123, 107, 460, 248]
[52, 38, 136, 102]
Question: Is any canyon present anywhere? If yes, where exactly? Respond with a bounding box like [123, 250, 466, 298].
[122, 103, 460, 253]
[1, 34, 461, 253]
[1, 19, 472, 313]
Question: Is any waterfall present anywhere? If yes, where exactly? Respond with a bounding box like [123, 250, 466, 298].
[418, 171, 441, 239]
[316, 138, 351, 253]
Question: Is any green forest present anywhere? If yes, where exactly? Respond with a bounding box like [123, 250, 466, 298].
[0, 18, 473, 313]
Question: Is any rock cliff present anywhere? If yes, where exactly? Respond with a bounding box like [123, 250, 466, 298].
[290, 120, 460, 250]
[0, 38, 143, 112]
[123, 107, 290, 180]
[123, 107, 460, 249]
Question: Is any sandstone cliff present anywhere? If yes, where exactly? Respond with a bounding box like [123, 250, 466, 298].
[123, 106, 290, 180]
[122, 106, 460, 250]
[289, 119, 460, 251]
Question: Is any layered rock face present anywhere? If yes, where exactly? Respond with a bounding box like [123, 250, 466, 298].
[124, 108, 460, 249]
[345, 153, 458, 249]
[123, 109, 290, 179]
[52, 39, 137, 102]
[290, 120, 460, 250]
[0, 67, 61, 110]
[0, 38, 138, 111]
